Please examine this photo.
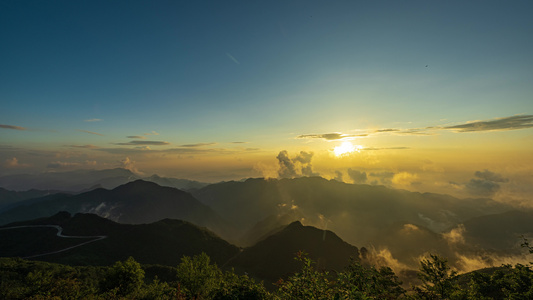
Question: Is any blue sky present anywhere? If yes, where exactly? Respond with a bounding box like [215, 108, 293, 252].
[1, 1, 533, 202]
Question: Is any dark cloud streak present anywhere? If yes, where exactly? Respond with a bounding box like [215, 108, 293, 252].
[78, 129, 104, 136]
[297, 133, 366, 140]
[0, 124, 27, 130]
[444, 115, 533, 132]
[180, 142, 217, 147]
[115, 141, 170, 146]
[66, 144, 99, 149]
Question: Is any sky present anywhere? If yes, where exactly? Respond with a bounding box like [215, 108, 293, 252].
[1, 1, 532, 204]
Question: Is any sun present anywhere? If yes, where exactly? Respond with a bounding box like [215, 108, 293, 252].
[333, 141, 361, 157]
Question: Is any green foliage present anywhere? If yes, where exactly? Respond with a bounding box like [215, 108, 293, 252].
[176, 252, 223, 299]
[101, 256, 145, 296]
[176, 252, 269, 299]
[211, 271, 270, 300]
[337, 258, 405, 299]
[4, 249, 533, 299]
[276, 251, 333, 300]
[136, 278, 178, 300]
[276, 251, 405, 299]
[0, 258, 100, 299]
[467, 264, 533, 300]
[413, 254, 460, 299]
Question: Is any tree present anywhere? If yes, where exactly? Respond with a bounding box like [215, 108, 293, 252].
[137, 277, 179, 300]
[337, 258, 405, 299]
[211, 270, 270, 300]
[275, 251, 333, 300]
[413, 254, 459, 299]
[101, 256, 145, 296]
[176, 252, 222, 299]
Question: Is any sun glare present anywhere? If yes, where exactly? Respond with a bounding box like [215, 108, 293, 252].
[334, 141, 360, 157]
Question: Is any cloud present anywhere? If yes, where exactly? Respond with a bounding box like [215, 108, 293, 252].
[95, 146, 237, 155]
[144, 131, 159, 136]
[226, 52, 240, 64]
[127, 136, 146, 139]
[120, 157, 143, 175]
[443, 224, 466, 245]
[135, 146, 151, 150]
[334, 114, 533, 139]
[292, 151, 313, 164]
[231, 141, 248, 144]
[276, 150, 318, 178]
[474, 169, 509, 183]
[374, 129, 400, 133]
[298, 128, 432, 142]
[4, 157, 30, 168]
[66, 144, 99, 149]
[115, 140, 170, 146]
[465, 169, 509, 197]
[277, 150, 297, 178]
[466, 179, 501, 196]
[78, 129, 104, 136]
[395, 129, 434, 135]
[372, 128, 433, 136]
[347, 169, 367, 184]
[297, 133, 367, 140]
[84, 118, 102, 122]
[466, 170, 508, 197]
[369, 171, 395, 185]
[295, 151, 318, 176]
[333, 170, 344, 182]
[47, 161, 81, 169]
[46, 160, 97, 169]
[443, 115, 533, 132]
[0, 124, 27, 130]
[392, 172, 420, 186]
[180, 142, 217, 147]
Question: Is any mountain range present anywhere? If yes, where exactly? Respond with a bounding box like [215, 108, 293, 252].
[0, 212, 238, 266]
[0, 168, 208, 193]
[0, 212, 359, 285]
[191, 177, 513, 248]
[1, 168, 532, 277]
[0, 180, 235, 241]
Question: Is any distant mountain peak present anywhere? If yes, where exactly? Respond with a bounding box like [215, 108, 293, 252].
[286, 220, 304, 229]
[113, 179, 162, 191]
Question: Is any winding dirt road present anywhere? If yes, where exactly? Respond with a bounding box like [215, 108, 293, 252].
[0, 225, 107, 258]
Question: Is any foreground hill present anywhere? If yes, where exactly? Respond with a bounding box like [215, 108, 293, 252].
[229, 221, 360, 284]
[0, 212, 239, 266]
[1, 212, 365, 286]
[0, 180, 236, 240]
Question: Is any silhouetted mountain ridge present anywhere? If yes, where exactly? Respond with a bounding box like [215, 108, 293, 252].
[0, 188, 67, 212]
[0, 180, 236, 241]
[456, 210, 533, 251]
[230, 220, 360, 285]
[0, 168, 209, 193]
[0, 212, 239, 266]
[193, 176, 512, 247]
